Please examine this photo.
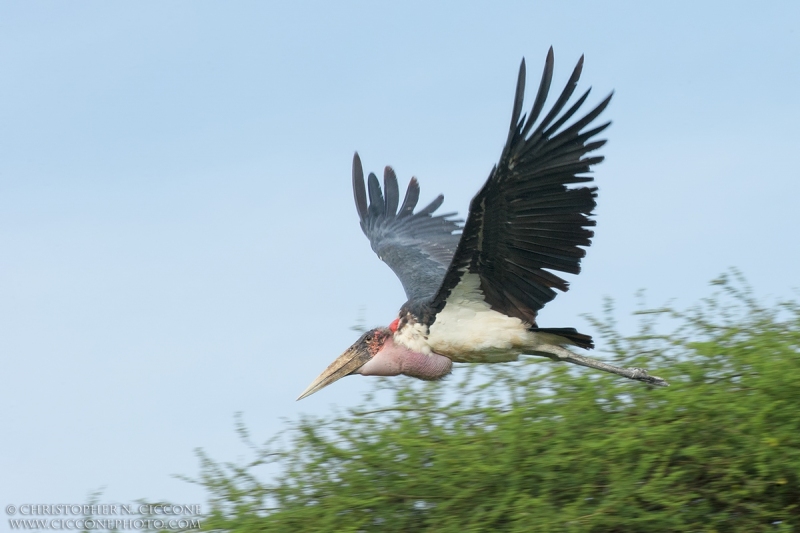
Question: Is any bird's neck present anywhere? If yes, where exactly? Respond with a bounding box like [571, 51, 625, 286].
[356, 336, 452, 380]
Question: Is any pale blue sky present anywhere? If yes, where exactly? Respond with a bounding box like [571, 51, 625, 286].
[1, 0, 798, 513]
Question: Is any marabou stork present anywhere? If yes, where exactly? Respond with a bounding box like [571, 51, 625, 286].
[298, 49, 668, 401]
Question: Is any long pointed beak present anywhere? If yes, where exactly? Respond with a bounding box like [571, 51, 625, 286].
[296, 340, 372, 401]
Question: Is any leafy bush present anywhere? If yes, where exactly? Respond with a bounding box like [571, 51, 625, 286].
[187, 272, 800, 532]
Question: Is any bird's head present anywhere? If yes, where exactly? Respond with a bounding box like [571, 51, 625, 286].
[297, 327, 392, 400]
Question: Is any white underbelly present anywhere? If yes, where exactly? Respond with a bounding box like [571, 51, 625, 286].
[427, 273, 534, 363]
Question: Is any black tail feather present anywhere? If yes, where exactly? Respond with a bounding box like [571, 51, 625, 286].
[531, 327, 594, 349]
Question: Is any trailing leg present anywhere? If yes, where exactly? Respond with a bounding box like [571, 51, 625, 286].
[531, 344, 669, 387]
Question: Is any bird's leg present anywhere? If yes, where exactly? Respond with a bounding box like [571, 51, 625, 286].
[532, 344, 669, 387]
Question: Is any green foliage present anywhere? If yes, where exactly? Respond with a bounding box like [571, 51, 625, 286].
[188, 272, 800, 532]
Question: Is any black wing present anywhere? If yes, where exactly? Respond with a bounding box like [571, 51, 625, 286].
[431, 48, 612, 324]
[352, 153, 462, 301]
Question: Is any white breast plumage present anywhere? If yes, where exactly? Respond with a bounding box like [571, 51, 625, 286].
[427, 273, 533, 362]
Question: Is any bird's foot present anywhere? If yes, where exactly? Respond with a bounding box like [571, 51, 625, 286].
[625, 367, 669, 387]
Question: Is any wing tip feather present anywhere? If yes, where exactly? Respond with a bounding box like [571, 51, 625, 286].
[352, 152, 368, 222]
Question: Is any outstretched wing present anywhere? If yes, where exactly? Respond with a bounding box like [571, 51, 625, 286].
[431, 48, 612, 324]
[352, 153, 462, 301]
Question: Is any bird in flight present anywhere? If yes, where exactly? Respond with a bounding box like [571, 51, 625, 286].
[298, 48, 667, 400]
